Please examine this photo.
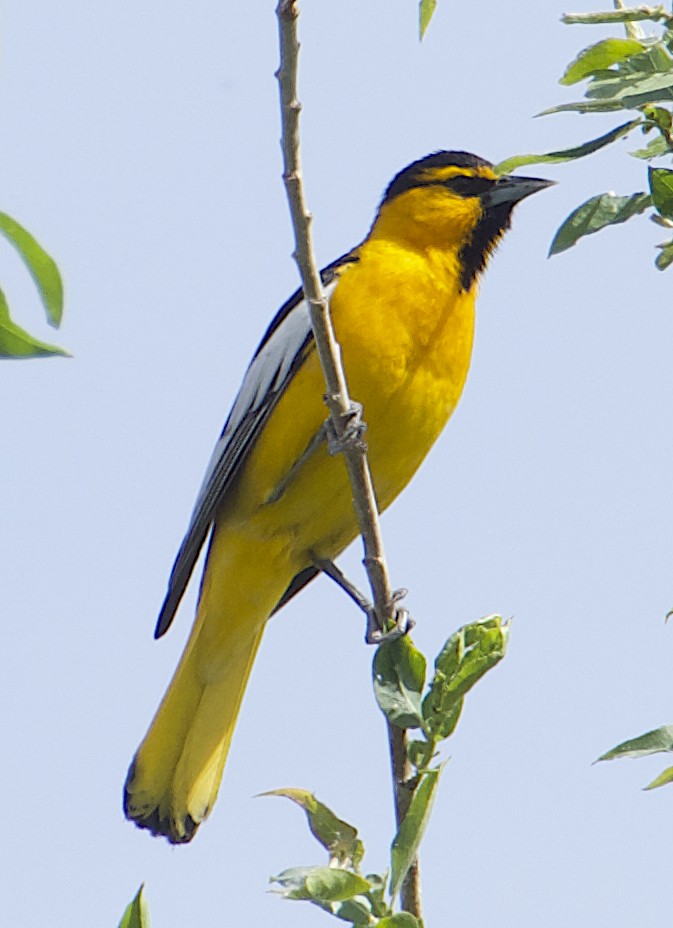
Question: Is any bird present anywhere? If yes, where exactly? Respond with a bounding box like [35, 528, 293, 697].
[124, 150, 552, 843]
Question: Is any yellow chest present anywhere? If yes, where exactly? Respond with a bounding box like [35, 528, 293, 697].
[330, 240, 475, 504]
[227, 238, 476, 547]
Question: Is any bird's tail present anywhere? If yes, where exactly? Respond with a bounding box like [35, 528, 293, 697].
[124, 530, 288, 843]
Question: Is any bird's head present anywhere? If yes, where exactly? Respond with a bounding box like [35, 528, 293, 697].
[371, 151, 553, 290]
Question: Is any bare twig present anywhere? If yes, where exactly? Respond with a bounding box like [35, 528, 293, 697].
[275, 0, 394, 641]
[275, 0, 421, 917]
[562, 6, 672, 26]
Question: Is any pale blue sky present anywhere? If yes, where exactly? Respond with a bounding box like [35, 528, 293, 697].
[3, 2, 673, 926]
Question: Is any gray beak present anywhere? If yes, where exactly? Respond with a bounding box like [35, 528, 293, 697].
[481, 174, 555, 210]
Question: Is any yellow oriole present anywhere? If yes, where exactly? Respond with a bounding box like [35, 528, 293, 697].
[124, 151, 551, 843]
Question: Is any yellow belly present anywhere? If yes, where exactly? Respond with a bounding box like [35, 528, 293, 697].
[221, 240, 475, 571]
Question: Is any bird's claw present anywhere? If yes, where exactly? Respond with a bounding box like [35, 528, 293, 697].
[365, 589, 415, 645]
[325, 400, 367, 455]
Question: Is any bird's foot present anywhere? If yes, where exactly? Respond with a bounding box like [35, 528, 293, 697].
[365, 589, 414, 645]
[324, 399, 367, 455]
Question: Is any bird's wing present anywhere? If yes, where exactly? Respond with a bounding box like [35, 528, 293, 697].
[154, 256, 357, 638]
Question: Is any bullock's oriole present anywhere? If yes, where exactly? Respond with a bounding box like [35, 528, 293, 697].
[124, 150, 552, 843]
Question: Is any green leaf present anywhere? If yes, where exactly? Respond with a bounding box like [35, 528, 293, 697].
[0, 286, 69, 358]
[390, 766, 441, 903]
[270, 867, 372, 909]
[364, 872, 390, 918]
[332, 895, 374, 924]
[373, 636, 426, 729]
[378, 915, 422, 928]
[0, 212, 63, 327]
[649, 166, 673, 217]
[642, 104, 673, 131]
[270, 867, 317, 900]
[655, 239, 673, 269]
[305, 868, 371, 903]
[597, 724, 673, 762]
[538, 99, 627, 116]
[118, 885, 150, 928]
[260, 788, 363, 867]
[630, 135, 670, 159]
[548, 192, 651, 255]
[585, 70, 673, 106]
[645, 764, 673, 790]
[419, 0, 437, 39]
[422, 615, 510, 741]
[560, 38, 644, 85]
[495, 119, 641, 175]
[632, 45, 673, 75]
[407, 739, 433, 771]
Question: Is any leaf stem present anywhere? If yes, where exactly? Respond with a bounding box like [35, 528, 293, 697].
[388, 725, 422, 914]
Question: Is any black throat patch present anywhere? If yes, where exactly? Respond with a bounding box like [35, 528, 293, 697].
[458, 201, 514, 291]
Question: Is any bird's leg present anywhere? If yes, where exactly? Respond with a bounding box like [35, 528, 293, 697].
[324, 399, 368, 455]
[312, 557, 371, 610]
[312, 556, 414, 644]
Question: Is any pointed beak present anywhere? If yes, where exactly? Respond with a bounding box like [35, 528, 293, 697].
[481, 174, 555, 210]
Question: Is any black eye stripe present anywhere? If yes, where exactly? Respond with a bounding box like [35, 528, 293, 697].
[443, 175, 495, 197]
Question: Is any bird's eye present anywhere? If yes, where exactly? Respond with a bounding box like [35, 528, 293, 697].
[444, 175, 494, 198]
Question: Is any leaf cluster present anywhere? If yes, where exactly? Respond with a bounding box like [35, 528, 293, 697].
[267, 789, 410, 927]
[496, 5, 673, 267]
[264, 616, 509, 927]
[0, 212, 66, 357]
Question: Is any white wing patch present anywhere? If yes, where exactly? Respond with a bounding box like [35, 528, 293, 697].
[192, 281, 337, 523]
[153, 278, 340, 638]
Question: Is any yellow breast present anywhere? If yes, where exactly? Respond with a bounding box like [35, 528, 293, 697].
[331, 238, 475, 507]
[226, 233, 475, 565]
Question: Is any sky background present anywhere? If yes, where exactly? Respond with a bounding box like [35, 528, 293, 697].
[3, 2, 673, 926]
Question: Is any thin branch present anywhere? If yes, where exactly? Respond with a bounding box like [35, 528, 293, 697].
[275, 0, 421, 917]
[561, 6, 672, 25]
[275, 0, 394, 638]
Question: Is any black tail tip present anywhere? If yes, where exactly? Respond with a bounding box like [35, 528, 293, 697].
[123, 762, 200, 845]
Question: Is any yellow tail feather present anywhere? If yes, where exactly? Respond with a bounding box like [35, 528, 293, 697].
[124, 529, 290, 843]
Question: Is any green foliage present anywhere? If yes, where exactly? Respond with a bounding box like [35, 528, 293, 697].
[560, 38, 645, 85]
[418, 0, 437, 40]
[389, 766, 441, 903]
[495, 120, 641, 175]
[373, 636, 426, 729]
[378, 915, 422, 928]
[421, 616, 510, 743]
[118, 885, 150, 928]
[597, 724, 673, 789]
[0, 211, 66, 358]
[267, 798, 386, 925]
[499, 3, 673, 268]
[268, 617, 508, 925]
[0, 286, 69, 358]
[373, 617, 509, 754]
[649, 164, 673, 215]
[261, 788, 364, 867]
[548, 191, 651, 254]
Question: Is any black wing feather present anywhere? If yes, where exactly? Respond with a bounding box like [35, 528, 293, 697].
[153, 252, 358, 639]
